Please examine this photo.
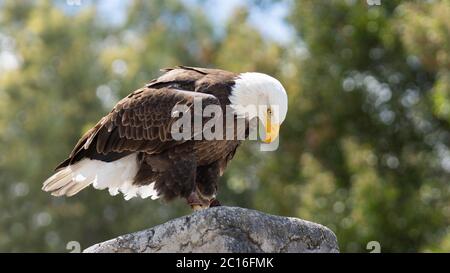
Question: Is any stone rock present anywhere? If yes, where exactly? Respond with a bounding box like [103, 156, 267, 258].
[83, 206, 339, 253]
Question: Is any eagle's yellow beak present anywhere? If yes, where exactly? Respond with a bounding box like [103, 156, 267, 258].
[263, 113, 280, 143]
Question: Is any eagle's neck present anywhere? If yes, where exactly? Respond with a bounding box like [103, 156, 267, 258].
[229, 72, 268, 120]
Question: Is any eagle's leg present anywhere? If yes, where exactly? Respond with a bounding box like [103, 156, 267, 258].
[190, 162, 221, 210]
[186, 191, 211, 210]
[209, 198, 221, 207]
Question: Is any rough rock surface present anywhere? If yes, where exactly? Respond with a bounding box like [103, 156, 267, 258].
[83, 206, 339, 253]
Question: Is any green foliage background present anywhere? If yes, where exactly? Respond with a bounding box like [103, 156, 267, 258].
[1, 0, 449, 252]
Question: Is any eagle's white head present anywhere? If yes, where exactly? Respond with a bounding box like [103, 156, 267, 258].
[229, 72, 288, 143]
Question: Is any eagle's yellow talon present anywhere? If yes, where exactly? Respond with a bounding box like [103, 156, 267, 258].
[191, 204, 206, 211]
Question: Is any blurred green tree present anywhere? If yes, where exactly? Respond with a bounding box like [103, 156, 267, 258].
[266, 0, 450, 252]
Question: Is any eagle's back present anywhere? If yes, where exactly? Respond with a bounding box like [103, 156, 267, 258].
[57, 66, 237, 168]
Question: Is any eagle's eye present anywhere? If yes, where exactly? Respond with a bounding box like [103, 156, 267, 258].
[267, 108, 272, 115]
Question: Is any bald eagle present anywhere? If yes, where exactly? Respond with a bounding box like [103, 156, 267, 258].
[42, 66, 288, 209]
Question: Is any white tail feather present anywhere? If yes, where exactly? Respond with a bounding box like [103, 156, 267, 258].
[42, 168, 73, 191]
[42, 153, 160, 200]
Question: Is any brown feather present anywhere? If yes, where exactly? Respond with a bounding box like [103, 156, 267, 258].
[55, 66, 243, 202]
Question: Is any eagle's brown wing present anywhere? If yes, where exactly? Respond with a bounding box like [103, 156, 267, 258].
[56, 86, 221, 169]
